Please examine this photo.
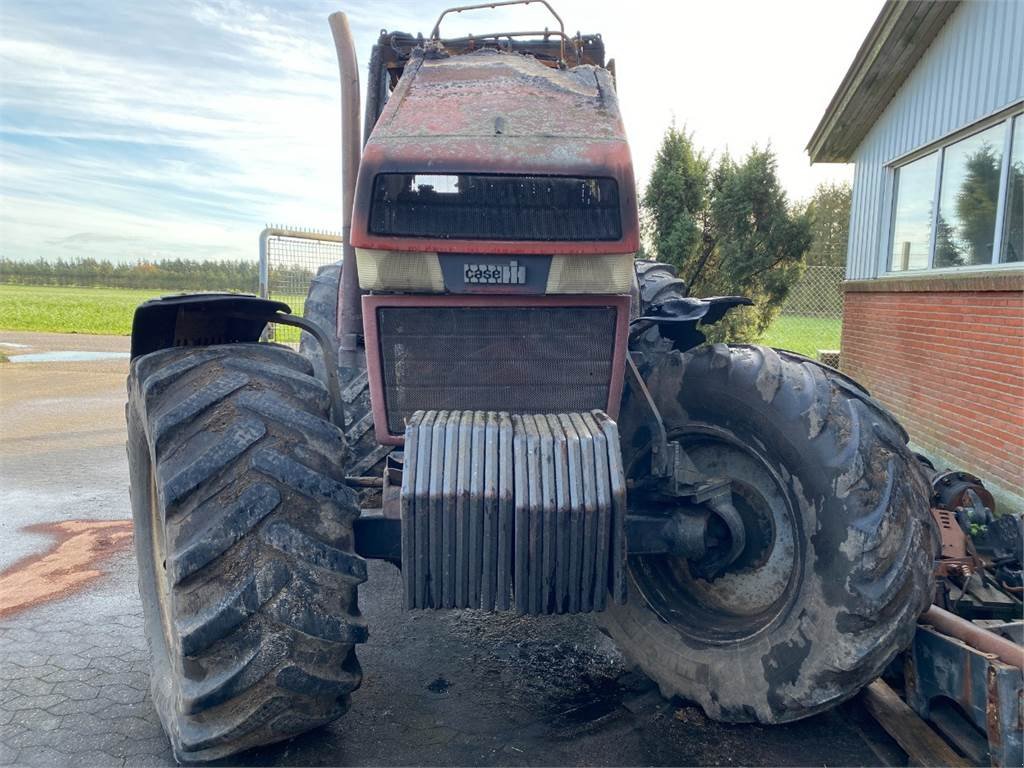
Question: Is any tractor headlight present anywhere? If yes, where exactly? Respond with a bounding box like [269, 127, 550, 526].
[356, 248, 444, 292]
[546, 254, 634, 294]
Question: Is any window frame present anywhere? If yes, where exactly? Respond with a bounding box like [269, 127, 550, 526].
[882, 101, 1024, 276]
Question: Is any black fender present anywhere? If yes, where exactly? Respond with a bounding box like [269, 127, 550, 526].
[129, 293, 291, 360]
[129, 293, 346, 430]
[632, 295, 753, 352]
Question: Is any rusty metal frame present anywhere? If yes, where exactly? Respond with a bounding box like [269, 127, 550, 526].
[430, 1, 570, 62]
[921, 606, 1024, 669]
[370, 30, 604, 81]
[362, 8, 605, 136]
[362, 293, 631, 445]
[906, 624, 1023, 768]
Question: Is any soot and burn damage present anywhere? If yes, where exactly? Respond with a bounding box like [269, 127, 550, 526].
[374, 50, 622, 141]
[352, 48, 640, 256]
[627, 262, 753, 360]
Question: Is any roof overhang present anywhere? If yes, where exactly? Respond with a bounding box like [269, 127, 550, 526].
[807, 0, 959, 164]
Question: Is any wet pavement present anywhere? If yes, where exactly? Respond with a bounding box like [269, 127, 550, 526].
[7, 351, 129, 364]
[0, 332, 882, 767]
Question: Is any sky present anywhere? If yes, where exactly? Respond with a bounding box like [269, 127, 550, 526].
[0, 0, 882, 265]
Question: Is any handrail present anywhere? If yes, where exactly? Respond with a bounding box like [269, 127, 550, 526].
[436, 29, 576, 49]
[430, 1, 567, 63]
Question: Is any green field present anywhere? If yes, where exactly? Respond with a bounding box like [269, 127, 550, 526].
[0, 285, 165, 335]
[0, 285, 842, 356]
[758, 315, 842, 357]
[0, 285, 311, 339]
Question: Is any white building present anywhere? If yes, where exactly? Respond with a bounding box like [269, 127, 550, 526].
[808, 0, 1023, 510]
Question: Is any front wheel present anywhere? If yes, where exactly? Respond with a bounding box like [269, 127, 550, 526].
[127, 343, 367, 762]
[600, 344, 937, 723]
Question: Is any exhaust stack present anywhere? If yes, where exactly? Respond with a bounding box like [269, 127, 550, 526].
[328, 11, 363, 360]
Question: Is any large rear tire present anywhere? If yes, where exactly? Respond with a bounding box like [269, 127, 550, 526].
[600, 343, 938, 723]
[127, 343, 367, 762]
[299, 263, 391, 496]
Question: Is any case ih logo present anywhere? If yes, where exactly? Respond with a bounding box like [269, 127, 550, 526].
[463, 261, 526, 285]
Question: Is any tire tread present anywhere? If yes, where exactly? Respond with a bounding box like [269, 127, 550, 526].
[601, 339, 936, 725]
[128, 342, 364, 762]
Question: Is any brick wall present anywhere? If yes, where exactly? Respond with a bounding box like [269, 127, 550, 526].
[842, 273, 1024, 511]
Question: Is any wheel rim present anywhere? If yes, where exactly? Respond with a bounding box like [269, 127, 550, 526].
[628, 424, 803, 645]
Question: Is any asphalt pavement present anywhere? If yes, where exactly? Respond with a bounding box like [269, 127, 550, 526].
[0, 332, 882, 767]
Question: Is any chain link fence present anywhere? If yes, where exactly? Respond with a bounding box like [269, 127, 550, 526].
[760, 265, 845, 363]
[259, 226, 342, 342]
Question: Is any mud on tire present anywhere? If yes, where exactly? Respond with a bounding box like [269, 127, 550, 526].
[600, 342, 938, 724]
[299, 262, 391, 496]
[127, 343, 367, 762]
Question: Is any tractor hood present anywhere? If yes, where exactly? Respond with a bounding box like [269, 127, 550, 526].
[351, 49, 640, 255]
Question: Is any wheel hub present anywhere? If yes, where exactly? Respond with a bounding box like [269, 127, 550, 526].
[627, 427, 801, 644]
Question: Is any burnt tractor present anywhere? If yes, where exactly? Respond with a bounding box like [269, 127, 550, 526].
[126, 3, 938, 761]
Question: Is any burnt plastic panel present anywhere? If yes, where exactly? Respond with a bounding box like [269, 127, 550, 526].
[129, 294, 290, 359]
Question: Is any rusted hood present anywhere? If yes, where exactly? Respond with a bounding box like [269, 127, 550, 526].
[352, 49, 639, 255]
[372, 49, 625, 142]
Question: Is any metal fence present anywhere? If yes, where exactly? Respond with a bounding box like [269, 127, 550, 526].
[258, 226, 342, 342]
[762, 265, 845, 363]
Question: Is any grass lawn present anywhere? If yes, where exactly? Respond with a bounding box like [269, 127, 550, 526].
[758, 315, 842, 358]
[0, 285, 309, 338]
[0, 285, 171, 335]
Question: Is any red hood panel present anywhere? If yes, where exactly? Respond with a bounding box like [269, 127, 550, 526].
[351, 49, 639, 255]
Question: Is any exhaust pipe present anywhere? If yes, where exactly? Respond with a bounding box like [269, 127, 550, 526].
[328, 11, 363, 361]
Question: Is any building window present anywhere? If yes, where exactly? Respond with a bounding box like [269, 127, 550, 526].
[934, 123, 1005, 268]
[1003, 116, 1024, 264]
[888, 110, 1023, 272]
[890, 152, 938, 271]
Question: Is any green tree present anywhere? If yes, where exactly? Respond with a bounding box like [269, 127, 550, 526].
[642, 125, 710, 276]
[933, 143, 1002, 268]
[934, 213, 963, 267]
[804, 181, 851, 267]
[642, 126, 811, 341]
[1004, 153, 1024, 263]
[955, 144, 1002, 263]
[0, 257, 260, 292]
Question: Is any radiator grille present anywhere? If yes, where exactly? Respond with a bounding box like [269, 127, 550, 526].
[377, 306, 617, 434]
